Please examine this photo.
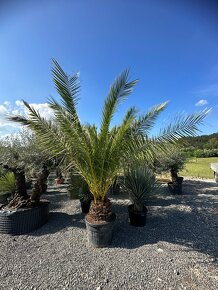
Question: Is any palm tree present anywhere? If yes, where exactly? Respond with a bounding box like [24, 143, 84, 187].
[9, 59, 209, 221]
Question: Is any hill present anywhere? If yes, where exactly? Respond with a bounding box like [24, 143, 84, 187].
[181, 132, 218, 150]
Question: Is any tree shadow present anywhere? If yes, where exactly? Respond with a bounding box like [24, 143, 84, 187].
[30, 179, 217, 259]
[42, 190, 71, 210]
[30, 211, 86, 236]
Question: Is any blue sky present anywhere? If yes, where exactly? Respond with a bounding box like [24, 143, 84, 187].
[0, 0, 218, 137]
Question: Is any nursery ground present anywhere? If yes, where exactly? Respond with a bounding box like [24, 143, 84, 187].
[0, 178, 217, 290]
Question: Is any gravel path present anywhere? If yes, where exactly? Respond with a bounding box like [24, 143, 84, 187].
[0, 178, 217, 290]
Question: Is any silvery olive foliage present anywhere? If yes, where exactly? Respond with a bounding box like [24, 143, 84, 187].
[0, 128, 51, 179]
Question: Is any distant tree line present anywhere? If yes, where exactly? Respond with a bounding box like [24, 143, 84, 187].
[181, 132, 218, 157]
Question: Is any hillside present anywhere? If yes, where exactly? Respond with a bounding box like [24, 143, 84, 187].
[181, 132, 218, 150]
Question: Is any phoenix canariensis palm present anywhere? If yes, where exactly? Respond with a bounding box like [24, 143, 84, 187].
[9, 59, 210, 221]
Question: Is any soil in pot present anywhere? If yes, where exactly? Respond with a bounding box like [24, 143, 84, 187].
[128, 204, 148, 227]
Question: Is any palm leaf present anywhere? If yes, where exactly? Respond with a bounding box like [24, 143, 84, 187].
[132, 101, 168, 135]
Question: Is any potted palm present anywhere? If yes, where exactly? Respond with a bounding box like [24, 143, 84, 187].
[124, 165, 157, 227]
[9, 59, 209, 245]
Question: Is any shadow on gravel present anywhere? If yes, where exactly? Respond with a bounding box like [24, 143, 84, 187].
[111, 180, 218, 259]
[42, 191, 71, 211]
[30, 212, 86, 236]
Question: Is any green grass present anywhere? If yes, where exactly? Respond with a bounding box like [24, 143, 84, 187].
[180, 157, 218, 179]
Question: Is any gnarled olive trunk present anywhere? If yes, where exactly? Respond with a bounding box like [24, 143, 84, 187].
[31, 164, 50, 205]
[14, 169, 28, 198]
[170, 168, 179, 183]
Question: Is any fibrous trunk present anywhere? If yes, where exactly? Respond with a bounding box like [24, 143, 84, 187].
[87, 198, 113, 223]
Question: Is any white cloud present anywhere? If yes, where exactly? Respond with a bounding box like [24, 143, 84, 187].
[15, 100, 24, 107]
[0, 105, 8, 114]
[195, 99, 208, 107]
[0, 101, 54, 138]
[25, 103, 54, 120]
[3, 101, 10, 107]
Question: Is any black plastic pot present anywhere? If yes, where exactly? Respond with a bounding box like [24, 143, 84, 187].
[85, 213, 116, 247]
[168, 176, 183, 195]
[0, 200, 49, 235]
[128, 204, 148, 227]
[80, 198, 92, 214]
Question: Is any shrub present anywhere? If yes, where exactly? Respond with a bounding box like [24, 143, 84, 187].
[124, 166, 158, 212]
[193, 149, 218, 158]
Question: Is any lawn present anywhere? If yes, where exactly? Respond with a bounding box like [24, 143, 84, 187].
[180, 157, 218, 179]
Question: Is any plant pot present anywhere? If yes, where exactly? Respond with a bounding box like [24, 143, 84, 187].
[85, 213, 116, 247]
[168, 181, 183, 195]
[128, 204, 148, 227]
[55, 178, 65, 185]
[177, 177, 184, 184]
[0, 200, 49, 235]
[108, 184, 120, 196]
[0, 192, 11, 204]
[80, 198, 92, 214]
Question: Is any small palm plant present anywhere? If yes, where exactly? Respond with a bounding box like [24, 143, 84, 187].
[0, 172, 16, 195]
[9, 60, 209, 222]
[124, 165, 157, 212]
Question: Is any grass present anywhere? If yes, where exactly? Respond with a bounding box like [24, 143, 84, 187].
[180, 157, 218, 179]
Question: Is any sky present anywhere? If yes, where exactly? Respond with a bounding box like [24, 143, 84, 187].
[0, 0, 218, 137]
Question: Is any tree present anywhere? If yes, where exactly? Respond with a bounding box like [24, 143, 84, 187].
[204, 137, 218, 150]
[9, 60, 209, 221]
[153, 145, 186, 182]
[0, 129, 51, 209]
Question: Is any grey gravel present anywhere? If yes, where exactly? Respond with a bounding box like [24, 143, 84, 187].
[0, 178, 217, 290]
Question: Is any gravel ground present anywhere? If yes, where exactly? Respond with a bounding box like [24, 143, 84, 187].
[0, 178, 217, 290]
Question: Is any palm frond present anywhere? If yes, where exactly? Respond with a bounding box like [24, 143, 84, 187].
[99, 70, 138, 142]
[132, 101, 168, 135]
[51, 59, 80, 118]
[155, 109, 211, 144]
